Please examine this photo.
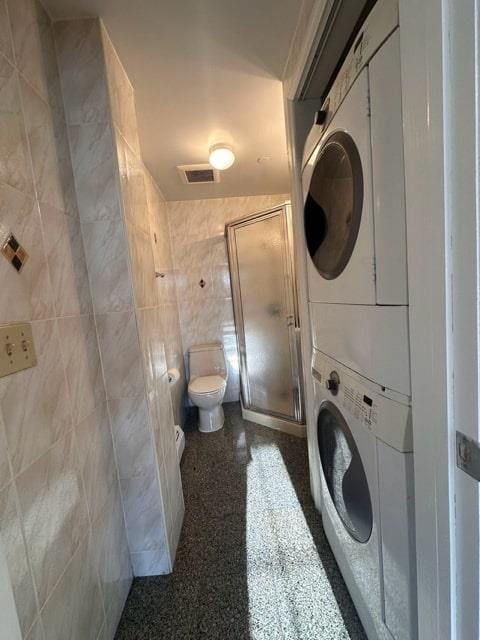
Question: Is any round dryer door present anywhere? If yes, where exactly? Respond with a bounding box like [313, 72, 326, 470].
[304, 131, 363, 280]
[317, 401, 372, 543]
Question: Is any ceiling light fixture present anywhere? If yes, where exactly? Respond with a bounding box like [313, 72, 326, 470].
[209, 144, 235, 170]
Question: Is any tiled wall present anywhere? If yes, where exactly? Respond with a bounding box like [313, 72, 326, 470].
[54, 18, 185, 579]
[167, 194, 290, 401]
[144, 174, 186, 427]
[0, 2, 131, 639]
[102, 27, 185, 568]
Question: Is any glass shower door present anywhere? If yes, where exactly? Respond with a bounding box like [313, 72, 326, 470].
[227, 205, 303, 423]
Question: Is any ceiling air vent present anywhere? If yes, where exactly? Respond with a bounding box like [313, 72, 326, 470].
[177, 163, 220, 185]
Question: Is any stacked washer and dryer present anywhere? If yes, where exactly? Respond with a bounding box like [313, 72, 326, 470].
[302, 1, 416, 639]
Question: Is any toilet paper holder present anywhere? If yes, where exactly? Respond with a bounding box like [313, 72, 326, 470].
[168, 368, 181, 384]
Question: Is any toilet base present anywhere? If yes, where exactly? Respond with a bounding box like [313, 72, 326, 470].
[198, 404, 225, 433]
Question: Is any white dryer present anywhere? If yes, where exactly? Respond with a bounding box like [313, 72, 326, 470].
[312, 349, 417, 640]
[302, 0, 406, 306]
[302, 0, 411, 397]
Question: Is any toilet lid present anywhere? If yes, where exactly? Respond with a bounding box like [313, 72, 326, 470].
[189, 375, 226, 394]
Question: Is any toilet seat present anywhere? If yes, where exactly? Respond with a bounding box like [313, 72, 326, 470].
[189, 374, 226, 395]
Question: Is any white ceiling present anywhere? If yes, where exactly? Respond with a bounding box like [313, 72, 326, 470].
[44, 0, 302, 200]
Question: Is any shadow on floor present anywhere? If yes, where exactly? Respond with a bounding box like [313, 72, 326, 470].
[115, 402, 366, 639]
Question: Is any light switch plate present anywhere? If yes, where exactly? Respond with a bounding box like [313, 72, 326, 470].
[0, 323, 37, 378]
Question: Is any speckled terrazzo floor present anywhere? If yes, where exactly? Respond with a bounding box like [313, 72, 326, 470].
[115, 402, 366, 639]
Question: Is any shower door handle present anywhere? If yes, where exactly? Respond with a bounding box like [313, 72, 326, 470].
[286, 314, 295, 327]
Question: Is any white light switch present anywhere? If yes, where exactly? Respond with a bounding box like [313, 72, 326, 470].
[0, 323, 37, 378]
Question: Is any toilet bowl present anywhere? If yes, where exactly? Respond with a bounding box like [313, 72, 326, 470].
[187, 343, 228, 433]
[189, 374, 227, 432]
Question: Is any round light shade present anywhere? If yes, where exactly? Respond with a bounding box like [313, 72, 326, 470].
[209, 144, 235, 170]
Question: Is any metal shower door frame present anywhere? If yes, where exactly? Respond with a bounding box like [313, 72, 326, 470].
[226, 203, 304, 424]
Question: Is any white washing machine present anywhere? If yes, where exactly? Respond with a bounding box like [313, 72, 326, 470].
[312, 348, 417, 640]
[302, 0, 406, 307]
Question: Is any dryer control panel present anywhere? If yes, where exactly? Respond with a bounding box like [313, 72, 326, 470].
[312, 349, 412, 453]
[321, 0, 398, 125]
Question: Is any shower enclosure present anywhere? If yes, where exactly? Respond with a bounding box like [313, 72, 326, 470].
[226, 203, 305, 433]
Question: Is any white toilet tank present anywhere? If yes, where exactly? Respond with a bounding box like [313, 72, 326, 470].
[188, 342, 227, 379]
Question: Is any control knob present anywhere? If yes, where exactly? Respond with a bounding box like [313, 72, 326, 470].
[325, 371, 340, 396]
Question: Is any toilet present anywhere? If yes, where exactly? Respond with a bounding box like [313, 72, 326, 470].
[188, 342, 228, 433]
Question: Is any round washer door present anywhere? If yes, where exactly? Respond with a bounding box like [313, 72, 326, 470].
[317, 400, 373, 543]
[304, 131, 363, 280]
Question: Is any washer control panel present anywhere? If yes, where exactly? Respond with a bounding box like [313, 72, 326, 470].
[312, 349, 412, 453]
[342, 383, 378, 432]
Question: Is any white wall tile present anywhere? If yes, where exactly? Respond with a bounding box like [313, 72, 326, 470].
[7, 0, 62, 110]
[120, 471, 167, 554]
[19, 77, 68, 212]
[130, 548, 170, 577]
[0, 482, 38, 635]
[0, 0, 13, 62]
[0, 55, 34, 195]
[109, 395, 155, 480]
[40, 204, 92, 317]
[57, 314, 105, 425]
[68, 122, 121, 223]
[126, 221, 158, 309]
[25, 615, 46, 640]
[116, 133, 149, 234]
[54, 18, 109, 126]
[90, 484, 132, 626]
[96, 311, 145, 399]
[102, 27, 140, 157]
[40, 534, 104, 640]
[75, 402, 117, 524]
[81, 220, 133, 314]
[0, 412, 10, 493]
[15, 431, 88, 609]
